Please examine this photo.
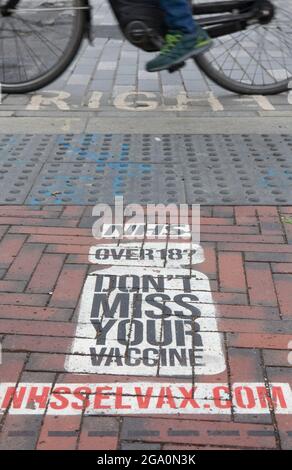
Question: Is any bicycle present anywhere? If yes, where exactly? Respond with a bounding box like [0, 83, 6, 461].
[0, 0, 291, 95]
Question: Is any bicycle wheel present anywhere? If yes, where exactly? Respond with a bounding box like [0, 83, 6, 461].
[194, 0, 292, 95]
[0, 0, 87, 93]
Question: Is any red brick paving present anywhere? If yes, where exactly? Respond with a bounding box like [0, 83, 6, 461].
[0, 205, 291, 450]
[5, 243, 45, 281]
[78, 417, 119, 450]
[36, 415, 82, 450]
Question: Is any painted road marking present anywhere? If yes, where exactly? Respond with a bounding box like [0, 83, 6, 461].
[89, 242, 204, 267]
[23, 90, 289, 112]
[66, 265, 226, 376]
[0, 383, 291, 415]
[66, 237, 226, 376]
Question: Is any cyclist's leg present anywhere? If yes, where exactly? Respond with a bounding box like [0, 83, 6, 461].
[159, 0, 197, 34]
[146, 0, 212, 72]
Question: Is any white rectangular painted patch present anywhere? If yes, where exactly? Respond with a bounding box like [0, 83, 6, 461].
[0, 383, 291, 415]
[66, 242, 226, 376]
[88, 242, 204, 267]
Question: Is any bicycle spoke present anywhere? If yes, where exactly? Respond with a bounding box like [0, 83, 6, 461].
[14, 14, 65, 57]
[196, 0, 292, 90]
[0, 0, 82, 85]
[9, 18, 28, 83]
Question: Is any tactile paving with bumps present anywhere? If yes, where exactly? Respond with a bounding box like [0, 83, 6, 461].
[0, 133, 292, 204]
[0, 134, 55, 204]
[26, 161, 185, 205]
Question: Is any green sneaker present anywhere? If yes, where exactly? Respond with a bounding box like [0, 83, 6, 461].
[146, 28, 212, 73]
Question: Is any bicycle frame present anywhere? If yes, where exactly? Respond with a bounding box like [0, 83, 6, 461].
[84, 0, 274, 42]
[0, 0, 274, 42]
[193, 0, 274, 38]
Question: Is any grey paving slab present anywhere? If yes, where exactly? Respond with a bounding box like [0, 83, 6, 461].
[85, 116, 292, 134]
[0, 118, 87, 134]
[26, 160, 185, 205]
[1, 133, 292, 205]
[88, 80, 114, 92]
[182, 134, 292, 204]
[115, 76, 136, 86]
[0, 134, 55, 204]
[138, 80, 161, 92]
[47, 134, 181, 164]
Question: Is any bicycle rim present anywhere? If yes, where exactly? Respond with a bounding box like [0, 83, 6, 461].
[195, 0, 292, 95]
[0, 0, 86, 93]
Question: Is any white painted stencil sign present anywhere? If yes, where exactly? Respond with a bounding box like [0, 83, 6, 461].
[66, 242, 226, 376]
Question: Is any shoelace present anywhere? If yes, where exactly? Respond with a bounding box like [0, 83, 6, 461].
[160, 33, 182, 55]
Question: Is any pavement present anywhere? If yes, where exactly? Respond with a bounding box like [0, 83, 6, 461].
[1, 0, 292, 120]
[0, 206, 291, 450]
[0, 0, 291, 452]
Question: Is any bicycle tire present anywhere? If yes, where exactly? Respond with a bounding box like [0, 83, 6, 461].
[195, 56, 289, 95]
[0, 0, 87, 94]
[194, 0, 292, 95]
